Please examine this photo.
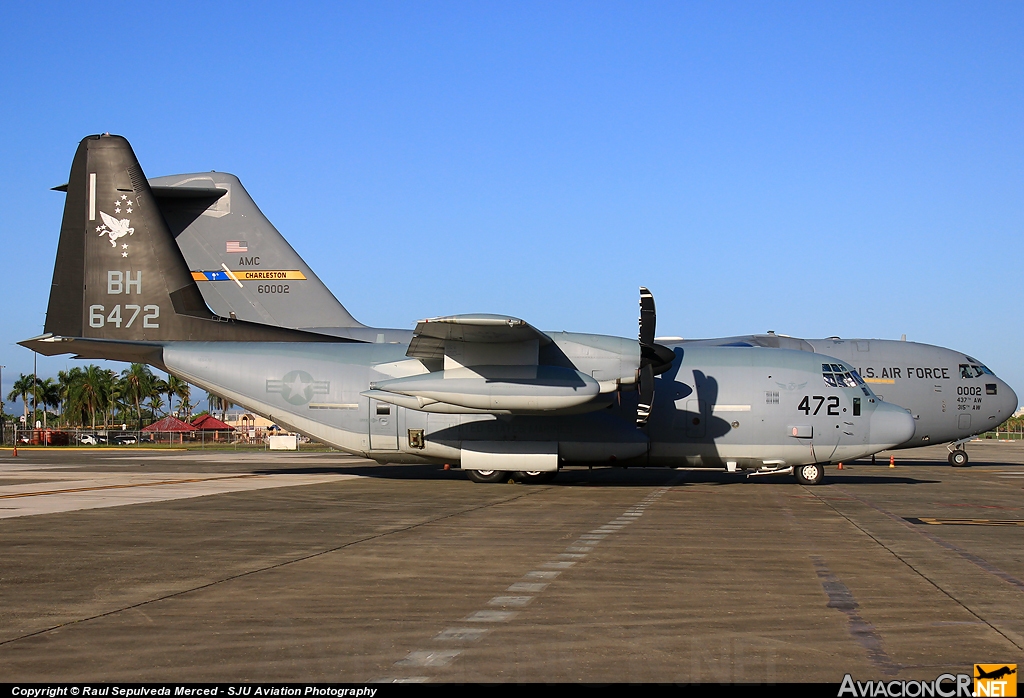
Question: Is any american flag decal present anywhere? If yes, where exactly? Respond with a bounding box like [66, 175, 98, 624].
[226, 240, 248, 253]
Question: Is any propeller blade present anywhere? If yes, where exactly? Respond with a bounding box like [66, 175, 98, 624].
[637, 363, 654, 426]
[639, 286, 656, 347]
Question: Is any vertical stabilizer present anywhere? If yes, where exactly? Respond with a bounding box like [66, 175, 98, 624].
[40, 134, 345, 345]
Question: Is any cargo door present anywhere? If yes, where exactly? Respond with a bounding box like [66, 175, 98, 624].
[369, 398, 399, 450]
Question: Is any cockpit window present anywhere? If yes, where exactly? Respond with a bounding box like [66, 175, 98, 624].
[960, 363, 995, 378]
[822, 363, 860, 388]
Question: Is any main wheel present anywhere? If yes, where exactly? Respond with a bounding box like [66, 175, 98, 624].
[516, 470, 557, 484]
[949, 450, 969, 467]
[465, 469, 510, 483]
[795, 463, 825, 485]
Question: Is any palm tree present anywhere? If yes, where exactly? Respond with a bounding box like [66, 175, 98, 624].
[166, 375, 186, 418]
[7, 374, 35, 427]
[170, 376, 192, 420]
[151, 377, 169, 417]
[104, 369, 118, 428]
[208, 394, 234, 421]
[58, 368, 84, 426]
[120, 363, 155, 429]
[145, 394, 164, 424]
[36, 378, 60, 430]
[70, 365, 111, 430]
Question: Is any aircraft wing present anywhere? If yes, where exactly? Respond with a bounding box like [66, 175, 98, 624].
[361, 314, 607, 415]
[406, 313, 551, 360]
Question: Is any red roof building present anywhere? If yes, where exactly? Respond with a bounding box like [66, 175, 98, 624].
[191, 415, 235, 431]
[142, 416, 194, 432]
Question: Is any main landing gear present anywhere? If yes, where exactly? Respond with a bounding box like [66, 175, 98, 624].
[464, 470, 558, 484]
[465, 469, 508, 483]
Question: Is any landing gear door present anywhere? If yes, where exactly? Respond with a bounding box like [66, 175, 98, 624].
[369, 398, 399, 450]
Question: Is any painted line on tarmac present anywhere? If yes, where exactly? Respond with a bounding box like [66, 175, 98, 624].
[378, 486, 672, 683]
[0, 474, 260, 498]
[906, 517, 1024, 526]
[0, 471, 364, 519]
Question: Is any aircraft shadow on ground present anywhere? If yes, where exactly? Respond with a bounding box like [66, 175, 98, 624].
[251, 464, 942, 486]
[825, 475, 942, 485]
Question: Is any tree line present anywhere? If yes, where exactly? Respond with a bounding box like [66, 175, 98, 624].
[4, 364, 199, 430]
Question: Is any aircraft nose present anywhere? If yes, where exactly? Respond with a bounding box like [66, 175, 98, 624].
[999, 380, 1018, 420]
[870, 400, 916, 449]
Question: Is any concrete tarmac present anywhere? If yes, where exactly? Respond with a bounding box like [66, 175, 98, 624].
[0, 443, 1022, 682]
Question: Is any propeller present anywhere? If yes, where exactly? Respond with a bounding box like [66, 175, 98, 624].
[637, 287, 676, 426]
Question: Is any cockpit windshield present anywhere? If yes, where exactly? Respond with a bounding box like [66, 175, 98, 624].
[822, 363, 865, 389]
[960, 363, 995, 379]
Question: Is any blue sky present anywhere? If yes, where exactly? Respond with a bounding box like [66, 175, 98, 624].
[1, 2, 1021, 408]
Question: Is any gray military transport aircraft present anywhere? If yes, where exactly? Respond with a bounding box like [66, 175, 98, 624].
[26, 134, 917, 486]
[140, 170, 1017, 468]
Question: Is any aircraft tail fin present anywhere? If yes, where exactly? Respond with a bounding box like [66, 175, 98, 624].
[40, 134, 347, 346]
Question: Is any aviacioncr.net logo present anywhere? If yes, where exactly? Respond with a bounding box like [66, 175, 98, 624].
[975, 665, 1017, 697]
[839, 673, 972, 697]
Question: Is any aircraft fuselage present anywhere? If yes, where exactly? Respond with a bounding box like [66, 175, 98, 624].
[161, 340, 913, 469]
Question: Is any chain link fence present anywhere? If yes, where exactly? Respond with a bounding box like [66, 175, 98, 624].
[0, 425, 320, 450]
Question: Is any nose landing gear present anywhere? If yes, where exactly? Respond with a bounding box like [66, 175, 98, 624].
[948, 449, 969, 467]
[795, 463, 825, 485]
[947, 437, 972, 467]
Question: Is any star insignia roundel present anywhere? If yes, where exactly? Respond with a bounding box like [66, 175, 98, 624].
[265, 370, 330, 405]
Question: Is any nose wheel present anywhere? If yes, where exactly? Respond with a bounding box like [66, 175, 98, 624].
[948, 449, 969, 467]
[795, 463, 825, 485]
[946, 438, 972, 467]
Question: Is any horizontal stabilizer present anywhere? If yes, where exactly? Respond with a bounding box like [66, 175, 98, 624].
[150, 184, 228, 200]
[19, 334, 165, 365]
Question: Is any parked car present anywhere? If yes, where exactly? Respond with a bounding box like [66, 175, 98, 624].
[79, 433, 99, 445]
[111, 434, 138, 445]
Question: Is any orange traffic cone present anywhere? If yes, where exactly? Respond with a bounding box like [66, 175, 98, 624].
[889, 455, 895, 468]
[11, 445, 17, 457]
[837, 462, 844, 470]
